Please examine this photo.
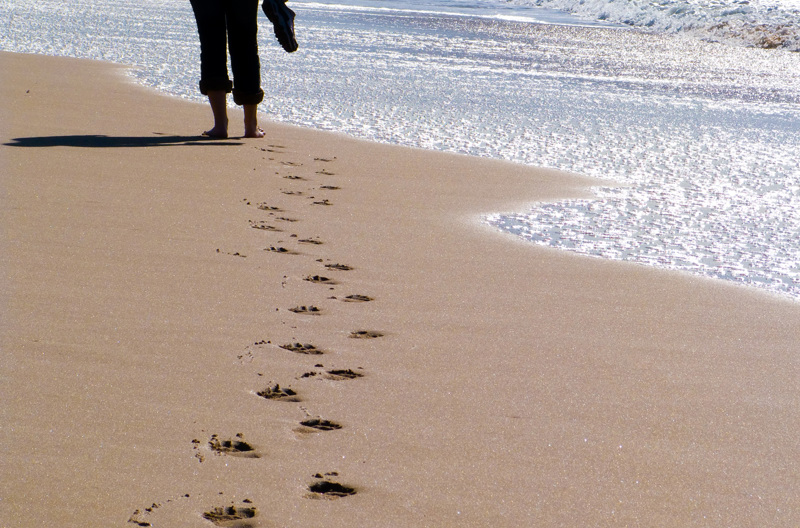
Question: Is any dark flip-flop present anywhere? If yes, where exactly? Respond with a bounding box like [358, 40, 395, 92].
[262, 0, 298, 53]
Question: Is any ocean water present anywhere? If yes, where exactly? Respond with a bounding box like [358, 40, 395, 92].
[2, 0, 799, 300]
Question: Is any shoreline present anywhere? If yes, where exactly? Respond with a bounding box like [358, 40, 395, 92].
[4, 0, 800, 301]
[3, 51, 800, 527]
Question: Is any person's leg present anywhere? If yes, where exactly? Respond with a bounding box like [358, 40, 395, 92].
[206, 90, 229, 138]
[226, 0, 265, 137]
[242, 104, 264, 138]
[190, 0, 233, 136]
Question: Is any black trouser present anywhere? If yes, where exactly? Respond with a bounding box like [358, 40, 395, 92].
[190, 0, 264, 105]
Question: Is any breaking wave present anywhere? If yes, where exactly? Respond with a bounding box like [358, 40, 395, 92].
[512, 0, 800, 50]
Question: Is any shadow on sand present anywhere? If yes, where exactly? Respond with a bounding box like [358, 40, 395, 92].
[4, 133, 244, 148]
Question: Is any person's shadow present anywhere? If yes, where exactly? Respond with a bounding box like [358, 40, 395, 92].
[4, 133, 244, 148]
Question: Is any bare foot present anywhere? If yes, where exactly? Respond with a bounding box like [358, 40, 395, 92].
[202, 126, 228, 139]
[205, 91, 229, 138]
[244, 126, 265, 139]
[243, 103, 264, 138]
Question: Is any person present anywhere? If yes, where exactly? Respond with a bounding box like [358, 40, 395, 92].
[190, 0, 266, 138]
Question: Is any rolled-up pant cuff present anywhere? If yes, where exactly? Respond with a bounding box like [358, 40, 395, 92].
[233, 88, 264, 105]
[199, 78, 233, 95]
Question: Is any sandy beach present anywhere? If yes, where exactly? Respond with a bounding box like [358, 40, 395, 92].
[2, 51, 800, 527]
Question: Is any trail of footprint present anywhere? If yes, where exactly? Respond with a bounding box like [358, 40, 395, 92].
[224, 151, 371, 512]
[142, 153, 362, 526]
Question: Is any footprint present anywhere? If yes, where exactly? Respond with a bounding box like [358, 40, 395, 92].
[261, 144, 285, 151]
[128, 494, 192, 527]
[307, 478, 356, 499]
[257, 203, 281, 211]
[319, 185, 340, 190]
[202, 504, 258, 526]
[299, 368, 364, 380]
[349, 330, 383, 339]
[284, 175, 306, 181]
[257, 384, 301, 402]
[325, 263, 352, 271]
[298, 238, 323, 245]
[289, 305, 321, 315]
[343, 295, 372, 302]
[249, 220, 280, 231]
[280, 342, 323, 355]
[315, 169, 336, 176]
[128, 511, 153, 527]
[282, 190, 304, 196]
[325, 369, 364, 380]
[216, 249, 246, 258]
[277, 216, 299, 222]
[265, 246, 298, 254]
[300, 418, 342, 431]
[314, 156, 337, 162]
[305, 275, 336, 285]
[208, 434, 260, 458]
[311, 199, 332, 206]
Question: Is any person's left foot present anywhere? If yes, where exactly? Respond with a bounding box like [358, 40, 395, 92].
[244, 126, 265, 138]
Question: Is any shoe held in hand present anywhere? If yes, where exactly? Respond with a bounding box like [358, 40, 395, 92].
[262, 0, 298, 53]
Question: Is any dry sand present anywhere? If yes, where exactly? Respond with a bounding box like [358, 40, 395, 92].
[2, 51, 800, 527]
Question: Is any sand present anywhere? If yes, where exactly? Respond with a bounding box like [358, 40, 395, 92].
[2, 51, 800, 527]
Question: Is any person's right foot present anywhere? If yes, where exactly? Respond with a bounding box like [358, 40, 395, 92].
[262, 0, 298, 53]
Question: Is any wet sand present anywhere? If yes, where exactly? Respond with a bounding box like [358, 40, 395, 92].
[2, 51, 800, 527]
